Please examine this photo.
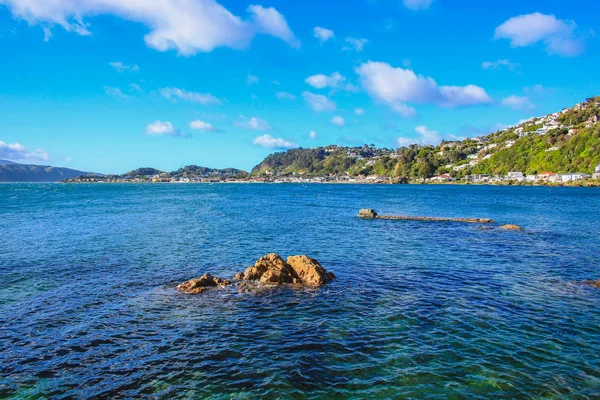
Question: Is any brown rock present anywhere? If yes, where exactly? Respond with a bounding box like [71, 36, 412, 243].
[237, 253, 335, 287]
[177, 273, 231, 294]
[358, 209, 378, 219]
[232, 272, 245, 280]
[241, 253, 298, 284]
[500, 224, 523, 231]
[286, 255, 335, 286]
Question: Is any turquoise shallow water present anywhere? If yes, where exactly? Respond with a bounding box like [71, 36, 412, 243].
[1, 183, 600, 399]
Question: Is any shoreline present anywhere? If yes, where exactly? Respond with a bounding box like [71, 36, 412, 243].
[53, 180, 600, 187]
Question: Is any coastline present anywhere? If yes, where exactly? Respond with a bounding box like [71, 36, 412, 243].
[57, 179, 600, 187]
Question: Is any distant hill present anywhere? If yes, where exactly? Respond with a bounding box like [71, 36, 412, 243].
[0, 159, 19, 165]
[0, 163, 97, 182]
[171, 165, 248, 178]
[250, 96, 600, 179]
[121, 167, 164, 178]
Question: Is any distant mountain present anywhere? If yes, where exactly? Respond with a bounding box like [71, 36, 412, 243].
[0, 159, 19, 165]
[0, 163, 98, 182]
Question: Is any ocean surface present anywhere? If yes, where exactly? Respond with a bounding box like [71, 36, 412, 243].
[1, 183, 600, 399]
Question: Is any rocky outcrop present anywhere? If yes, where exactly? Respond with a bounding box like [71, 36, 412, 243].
[236, 253, 299, 284]
[235, 253, 335, 287]
[500, 224, 523, 230]
[358, 209, 378, 218]
[286, 255, 336, 286]
[178, 254, 335, 294]
[177, 274, 231, 294]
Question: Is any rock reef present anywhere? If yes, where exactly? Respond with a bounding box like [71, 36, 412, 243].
[359, 209, 494, 224]
[177, 274, 231, 294]
[499, 224, 523, 231]
[584, 280, 600, 289]
[178, 253, 335, 294]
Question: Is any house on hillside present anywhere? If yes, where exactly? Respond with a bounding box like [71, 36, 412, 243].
[561, 173, 591, 182]
[507, 172, 524, 181]
[430, 173, 452, 182]
[538, 172, 555, 181]
[593, 164, 600, 179]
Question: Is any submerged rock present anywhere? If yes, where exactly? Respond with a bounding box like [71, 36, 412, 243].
[584, 280, 600, 289]
[500, 224, 523, 231]
[358, 209, 378, 219]
[177, 274, 231, 294]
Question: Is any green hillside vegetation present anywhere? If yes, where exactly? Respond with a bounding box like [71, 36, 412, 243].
[122, 167, 164, 177]
[251, 96, 600, 180]
[171, 165, 248, 178]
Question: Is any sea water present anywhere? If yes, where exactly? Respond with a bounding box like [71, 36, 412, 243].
[1, 183, 599, 398]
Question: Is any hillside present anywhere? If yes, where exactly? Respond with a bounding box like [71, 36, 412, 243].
[0, 163, 96, 182]
[64, 164, 248, 182]
[251, 96, 600, 180]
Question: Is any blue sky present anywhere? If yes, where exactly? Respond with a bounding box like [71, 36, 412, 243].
[0, 0, 598, 173]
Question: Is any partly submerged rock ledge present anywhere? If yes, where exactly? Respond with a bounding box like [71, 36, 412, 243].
[177, 253, 335, 295]
[358, 208, 495, 224]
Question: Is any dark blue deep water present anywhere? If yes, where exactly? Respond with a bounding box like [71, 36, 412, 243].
[1, 183, 600, 399]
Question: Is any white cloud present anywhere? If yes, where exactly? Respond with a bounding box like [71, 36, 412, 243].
[309, 130, 318, 139]
[331, 116, 345, 126]
[253, 134, 298, 149]
[129, 83, 143, 93]
[236, 116, 271, 130]
[313, 26, 334, 42]
[247, 74, 259, 85]
[494, 12, 585, 57]
[481, 59, 519, 72]
[64, 157, 72, 162]
[343, 37, 368, 52]
[305, 72, 358, 92]
[414, 125, 442, 145]
[302, 91, 336, 113]
[403, 0, 433, 11]
[0, 0, 299, 55]
[501, 95, 534, 110]
[276, 91, 296, 100]
[396, 125, 442, 147]
[109, 61, 139, 72]
[146, 120, 188, 137]
[189, 120, 218, 132]
[0, 140, 50, 162]
[392, 103, 417, 118]
[43, 27, 52, 41]
[354, 108, 365, 115]
[159, 87, 220, 105]
[104, 86, 127, 100]
[524, 84, 553, 95]
[355, 61, 492, 116]
[248, 5, 300, 49]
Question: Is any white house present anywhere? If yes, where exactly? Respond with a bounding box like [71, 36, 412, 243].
[561, 173, 591, 182]
[507, 172, 524, 181]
